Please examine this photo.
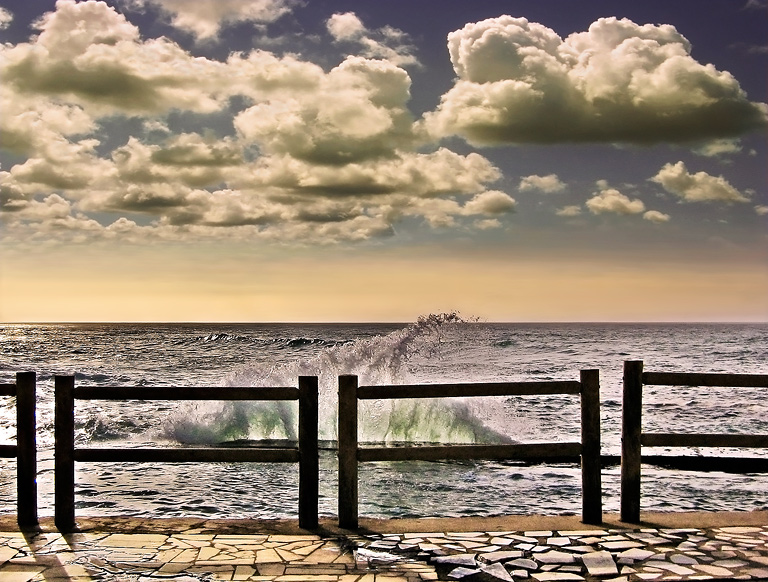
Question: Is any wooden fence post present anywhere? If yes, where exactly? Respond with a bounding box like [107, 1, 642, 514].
[580, 369, 602, 524]
[16, 371, 37, 528]
[298, 376, 319, 529]
[338, 375, 358, 529]
[55, 375, 76, 533]
[621, 360, 643, 523]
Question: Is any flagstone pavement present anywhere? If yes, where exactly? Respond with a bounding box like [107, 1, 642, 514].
[1, 515, 768, 582]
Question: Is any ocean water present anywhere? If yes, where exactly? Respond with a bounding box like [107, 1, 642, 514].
[0, 316, 766, 520]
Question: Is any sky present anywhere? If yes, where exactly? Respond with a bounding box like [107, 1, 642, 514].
[0, 0, 766, 323]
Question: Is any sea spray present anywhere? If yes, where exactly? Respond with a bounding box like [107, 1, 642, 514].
[162, 313, 517, 445]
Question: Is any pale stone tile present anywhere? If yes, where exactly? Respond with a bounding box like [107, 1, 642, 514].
[531, 572, 584, 581]
[557, 530, 607, 536]
[581, 551, 618, 577]
[670, 553, 698, 565]
[0, 564, 46, 582]
[692, 564, 734, 576]
[276, 548, 306, 562]
[198, 546, 221, 560]
[524, 531, 552, 538]
[0, 546, 19, 565]
[255, 548, 282, 563]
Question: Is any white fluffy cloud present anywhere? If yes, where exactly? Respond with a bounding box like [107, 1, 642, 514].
[650, 161, 750, 203]
[519, 174, 566, 193]
[0, 2, 510, 245]
[755, 205, 768, 216]
[327, 12, 418, 66]
[586, 187, 646, 215]
[556, 205, 582, 217]
[425, 16, 767, 145]
[127, 0, 297, 39]
[0, 6, 13, 29]
[643, 210, 671, 223]
[235, 56, 415, 165]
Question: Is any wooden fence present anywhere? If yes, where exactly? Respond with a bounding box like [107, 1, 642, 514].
[0, 372, 37, 527]
[337, 371, 602, 529]
[621, 360, 768, 523]
[54, 375, 319, 532]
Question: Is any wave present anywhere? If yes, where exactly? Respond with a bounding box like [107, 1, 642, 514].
[162, 313, 516, 446]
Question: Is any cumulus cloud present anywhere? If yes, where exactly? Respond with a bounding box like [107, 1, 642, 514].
[650, 161, 750, 203]
[643, 210, 671, 223]
[126, 0, 298, 39]
[519, 174, 566, 193]
[424, 15, 767, 146]
[1, 0, 233, 115]
[235, 56, 416, 165]
[0, 6, 13, 29]
[327, 12, 418, 66]
[586, 187, 646, 215]
[755, 205, 768, 216]
[556, 205, 582, 217]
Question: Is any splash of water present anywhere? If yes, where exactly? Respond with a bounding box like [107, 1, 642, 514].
[162, 313, 516, 445]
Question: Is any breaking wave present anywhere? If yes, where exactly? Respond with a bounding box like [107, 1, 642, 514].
[162, 313, 515, 445]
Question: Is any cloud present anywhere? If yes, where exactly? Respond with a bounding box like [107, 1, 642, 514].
[1, 0, 233, 115]
[694, 139, 742, 157]
[755, 205, 768, 216]
[0, 6, 13, 29]
[235, 56, 416, 165]
[327, 12, 418, 66]
[650, 161, 750, 203]
[424, 16, 767, 146]
[556, 205, 582, 217]
[126, 0, 298, 39]
[643, 210, 671, 223]
[519, 174, 566, 193]
[586, 187, 645, 215]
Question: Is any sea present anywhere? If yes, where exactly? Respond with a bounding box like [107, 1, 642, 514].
[1, 316, 766, 520]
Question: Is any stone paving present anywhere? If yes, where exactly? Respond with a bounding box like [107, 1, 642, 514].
[1, 523, 768, 581]
[350, 526, 768, 581]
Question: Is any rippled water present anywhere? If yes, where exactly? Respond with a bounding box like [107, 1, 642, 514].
[1, 317, 766, 519]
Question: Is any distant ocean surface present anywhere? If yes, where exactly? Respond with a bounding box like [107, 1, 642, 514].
[1, 317, 766, 519]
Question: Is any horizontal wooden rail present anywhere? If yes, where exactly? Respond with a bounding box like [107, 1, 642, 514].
[643, 372, 768, 387]
[0, 372, 37, 527]
[358, 442, 583, 462]
[339, 371, 601, 529]
[74, 386, 298, 401]
[622, 360, 768, 524]
[642, 433, 768, 448]
[358, 381, 582, 400]
[74, 447, 300, 463]
[55, 375, 318, 532]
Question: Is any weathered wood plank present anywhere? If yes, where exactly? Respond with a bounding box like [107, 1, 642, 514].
[621, 360, 643, 523]
[580, 369, 602, 525]
[74, 386, 299, 401]
[16, 371, 37, 527]
[74, 447, 300, 463]
[338, 375, 359, 529]
[0, 384, 16, 397]
[298, 376, 319, 529]
[642, 433, 768, 448]
[358, 381, 582, 400]
[358, 442, 583, 462]
[641, 455, 768, 473]
[55, 375, 76, 533]
[643, 372, 768, 388]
